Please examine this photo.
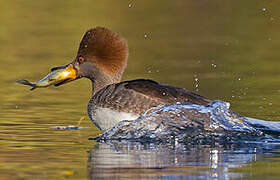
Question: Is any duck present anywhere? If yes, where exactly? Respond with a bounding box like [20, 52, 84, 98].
[51, 27, 213, 132]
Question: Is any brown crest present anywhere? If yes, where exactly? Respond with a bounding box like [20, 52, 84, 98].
[77, 27, 128, 75]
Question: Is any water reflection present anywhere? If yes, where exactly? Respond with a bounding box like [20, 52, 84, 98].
[88, 141, 280, 179]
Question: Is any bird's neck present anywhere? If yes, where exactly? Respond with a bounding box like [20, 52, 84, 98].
[89, 70, 122, 96]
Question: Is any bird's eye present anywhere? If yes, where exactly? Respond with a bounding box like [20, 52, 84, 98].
[78, 57, 84, 64]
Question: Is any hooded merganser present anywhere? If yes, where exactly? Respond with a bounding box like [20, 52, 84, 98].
[50, 27, 212, 132]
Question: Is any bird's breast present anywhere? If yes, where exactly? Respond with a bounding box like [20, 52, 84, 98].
[89, 106, 139, 131]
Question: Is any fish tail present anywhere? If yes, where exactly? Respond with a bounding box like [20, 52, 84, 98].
[16, 79, 33, 86]
[16, 80, 36, 90]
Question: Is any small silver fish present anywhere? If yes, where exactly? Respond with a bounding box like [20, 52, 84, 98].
[17, 64, 77, 90]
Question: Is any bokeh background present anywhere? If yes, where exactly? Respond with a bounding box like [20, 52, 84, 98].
[1, 0, 280, 179]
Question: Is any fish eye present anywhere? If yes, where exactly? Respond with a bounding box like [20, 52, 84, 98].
[78, 57, 84, 64]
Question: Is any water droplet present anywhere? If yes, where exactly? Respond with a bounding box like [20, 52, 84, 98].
[268, 102, 273, 106]
[262, 8, 267, 12]
[211, 63, 217, 68]
[128, 3, 132, 8]
[85, 44, 88, 48]
[238, 77, 241, 81]
[144, 34, 148, 38]
[194, 75, 199, 92]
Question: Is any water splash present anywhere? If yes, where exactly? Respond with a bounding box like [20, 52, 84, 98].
[93, 100, 280, 143]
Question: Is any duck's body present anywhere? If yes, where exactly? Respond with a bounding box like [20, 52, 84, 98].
[38, 27, 213, 132]
[88, 79, 211, 131]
